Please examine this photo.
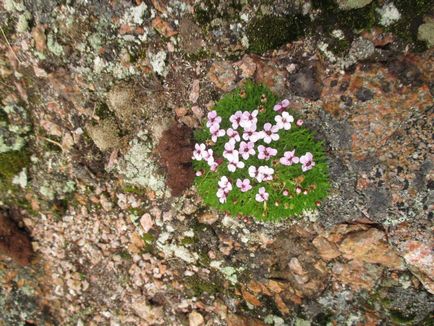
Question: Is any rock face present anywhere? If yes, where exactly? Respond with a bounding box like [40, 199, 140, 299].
[1, 0, 434, 324]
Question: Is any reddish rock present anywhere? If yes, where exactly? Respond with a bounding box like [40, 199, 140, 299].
[333, 260, 383, 290]
[312, 236, 341, 261]
[241, 289, 262, 307]
[235, 55, 257, 78]
[32, 24, 47, 52]
[208, 61, 237, 92]
[400, 240, 434, 294]
[254, 60, 287, 96]
[227, 313, 266, 326]
[152, 16, 178, 37]
[339, 228, 404, 270]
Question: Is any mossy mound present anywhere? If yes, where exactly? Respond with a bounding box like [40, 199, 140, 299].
[193, 82, 330, 221]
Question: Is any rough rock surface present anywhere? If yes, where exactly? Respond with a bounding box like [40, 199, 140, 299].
[0, 0, 433, 325]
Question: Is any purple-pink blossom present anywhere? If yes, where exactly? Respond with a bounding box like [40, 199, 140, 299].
[255, 187, 269, 202]
[258, 166, 274, 181]
[210, 124, 225, 142]
[300, 152, 315, 172]
[273, 99, 290, 112]
[258, 145, 277, 160]
[207, 110, 222, 128]
[280, 150, 299, 166]
[296, 119, 303, 127]
[242, 125, 262, 143]
[227, 128, 240, 142]
[227, 152, 245, 172]
[229, 111, 243, 129]
[240, 110, 258, 130]
[239, 141, 255, 160]
[223, 140, 237, 161]
[192, 143, 206, 160]
[275, 112, 294, 130]
[262, 123, 280, 143]
[248, 166, 260, 181]
[236, 178, 252, 192]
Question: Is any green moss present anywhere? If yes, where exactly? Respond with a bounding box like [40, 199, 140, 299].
[118, 250, 132, 261]
[180, 237, 196, 246]
[94, 102, 115, 120]
[311, 0, 378, 33]
[390, 310, 416, 325]
[386, 0, 432, 52]
[193, 81, 330, 221]
[185, 275, 220, 296]
[194, 0, 243, 25]
[328, 37, 351, 56]
[185, 48, 213, 63]
[246, 14, 308, 54]
[0, 149, 30, 192]
[142, 232, 155, 244]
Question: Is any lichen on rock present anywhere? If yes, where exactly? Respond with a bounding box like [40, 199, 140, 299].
[115, 132, 167, 198]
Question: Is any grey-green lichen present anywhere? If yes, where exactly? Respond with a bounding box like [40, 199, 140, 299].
[0, 104, 31, 153]
[114, 132, 167, 198]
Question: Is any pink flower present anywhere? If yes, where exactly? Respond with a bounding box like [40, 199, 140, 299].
[229, 111, 243, 129]
[240, 110, 258, 130]
[207, 110, 221, 128]
[283, 189, 289, 196]
[296, 186, 302, 194]
[236, 178, 252, 192]
[296, 119, 303, 127]
[216, 188, 228, 203]
[242, 125, 262, 143]
[273, 99, 290, 112]
[218, 176, 232, 191]
[300, 152, 315, 172]
[248, 166, 261, 181]
[262, 123, 279, 143]
[203, 148, 213, 162]
[192, 143, 206, 160]
[227, 152, 245, 172]
[209, 161, 219, 171]
[258, 166, 274, 181]
[223, 140, 237, 160]
[258, 145, 277, 160]
[281, 99, 289, 108]
[196, 171, 203, 177]
[280, 150, 299, 166]
[210, 124, 225, 142]
[239, 141, 255, 160]
[227, 128, 240, 142]
[275, 112, 294, 130]
[255, 187, 269, 202]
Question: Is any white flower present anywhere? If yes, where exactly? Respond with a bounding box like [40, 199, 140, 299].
[275, 112, 294, 130]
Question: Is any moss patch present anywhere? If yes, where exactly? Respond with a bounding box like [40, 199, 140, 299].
[387, 0, 433, 52]
[193, 81, 330, 221]
[0, 149, 30, 192]
[246, 14, 308, 54]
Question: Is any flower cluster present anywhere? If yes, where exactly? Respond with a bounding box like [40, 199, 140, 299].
[192, 82, 329, 221]
[193, 105, 316, 204]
